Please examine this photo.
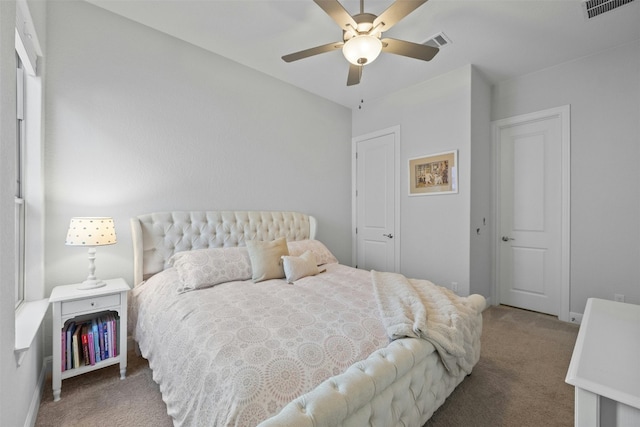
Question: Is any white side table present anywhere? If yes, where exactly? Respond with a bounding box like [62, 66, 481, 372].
[565, 298, 640, 426]
[49, 278, 130, 401]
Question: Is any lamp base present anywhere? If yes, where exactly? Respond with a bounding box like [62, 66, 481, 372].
[77, 279, 107, 290]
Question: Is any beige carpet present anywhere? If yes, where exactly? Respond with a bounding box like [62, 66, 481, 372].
[35, 305, 579, 427]
[424, 305, 579, 427]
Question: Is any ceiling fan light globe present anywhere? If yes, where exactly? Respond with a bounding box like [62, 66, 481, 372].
[342, 35, 382, 66]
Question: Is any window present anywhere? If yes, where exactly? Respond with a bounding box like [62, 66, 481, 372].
[14, 1, 42, 308]
[15, 54, 25, 308]
[13, 0, 48, 358]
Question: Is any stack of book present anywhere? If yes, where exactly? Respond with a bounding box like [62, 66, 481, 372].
[61, 313, 119, 371]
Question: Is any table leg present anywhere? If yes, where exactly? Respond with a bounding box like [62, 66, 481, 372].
[52, 303, 62, 401]
[575, 387, 600, 427]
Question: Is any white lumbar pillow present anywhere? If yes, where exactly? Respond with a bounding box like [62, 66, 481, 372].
[281, 250, 321, 283]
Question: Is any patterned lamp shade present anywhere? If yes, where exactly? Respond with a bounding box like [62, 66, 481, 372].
[66, 217, 117, 246]
[66, 217, 117, 290]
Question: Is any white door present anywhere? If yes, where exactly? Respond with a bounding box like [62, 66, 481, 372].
[495, 107, 570, 317]
[353, 126, 399, 272]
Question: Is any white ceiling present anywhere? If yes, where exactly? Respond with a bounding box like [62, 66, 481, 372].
[87, 0, 640, 109]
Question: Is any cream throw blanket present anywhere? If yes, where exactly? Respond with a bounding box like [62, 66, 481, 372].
[371, 270, 481, 376]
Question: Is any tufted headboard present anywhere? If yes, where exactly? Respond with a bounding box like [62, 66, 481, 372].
[130, 211, 317, 286]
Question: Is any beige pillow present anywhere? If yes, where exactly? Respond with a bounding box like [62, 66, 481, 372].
[281, 250, 321, 283]
[287, 239, 339, 265]
[246, 237, 289, 282]
[169, 247, 252, 293]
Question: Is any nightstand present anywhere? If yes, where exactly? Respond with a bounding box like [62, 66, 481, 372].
[49, 277, 130, 401]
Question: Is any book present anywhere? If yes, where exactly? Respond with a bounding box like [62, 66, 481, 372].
[106, 315, 113, 359]
[72, 325, 82, 368]
[87, 324, 95, 366]
[66, 322, 76, 371]
[102, 317, 109, 359]
[98, 318, 106, 360]
[81, 324, 90, 366]
[92, 319, 101, 363]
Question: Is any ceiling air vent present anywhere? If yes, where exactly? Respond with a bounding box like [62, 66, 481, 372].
[582, 0, 636, 19]
[422, 32, 451, 49]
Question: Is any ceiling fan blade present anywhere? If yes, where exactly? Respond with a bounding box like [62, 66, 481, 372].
[313, 0, 358, 32]
[373, 0, 428, 32]
[347, 64, 362, 86]
[381, 38, 439, 61]
[282, 41, 344, 62]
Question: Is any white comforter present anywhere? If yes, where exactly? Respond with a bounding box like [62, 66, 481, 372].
[133, 264, 390, 426]
[133, 264, 484, 427]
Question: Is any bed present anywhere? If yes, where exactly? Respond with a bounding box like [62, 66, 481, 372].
[130, 211, 485, 426]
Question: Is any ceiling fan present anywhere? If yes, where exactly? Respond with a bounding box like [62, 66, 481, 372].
[282, 0, 439, 86]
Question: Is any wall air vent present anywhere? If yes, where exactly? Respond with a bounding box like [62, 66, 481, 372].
[582, 0, 636, 19]
[422, 32, 452, 49]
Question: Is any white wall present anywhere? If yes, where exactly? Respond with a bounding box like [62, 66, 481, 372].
[0, 0, 46, 426]
[353, 65, 487, 296]
[492, 40, 640, 313]
[1, 1, 48, 426]
[469, 69, 493, 300]
[0, 3, 19, 424]
[44, 0, 353, 294]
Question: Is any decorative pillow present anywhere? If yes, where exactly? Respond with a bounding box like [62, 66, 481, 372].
[281, 250, 322, 283]
[246, 237, 289, 282]
[169, 247, 252, 293]
[287, 239, 338, 266]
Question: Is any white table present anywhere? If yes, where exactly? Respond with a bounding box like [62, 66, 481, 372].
[49, 278, 130, 401]
[565, 298, 640, 427]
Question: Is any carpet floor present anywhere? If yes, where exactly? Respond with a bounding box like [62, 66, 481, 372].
[35, 305, 579, 427]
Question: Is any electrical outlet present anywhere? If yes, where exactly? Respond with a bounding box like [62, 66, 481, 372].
[614, 294, 625, 303]
[569, 312, 583, 324]
[451, 282, 458, 294]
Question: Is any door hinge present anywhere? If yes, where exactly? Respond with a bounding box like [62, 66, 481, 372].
[355, 227, 358, 234]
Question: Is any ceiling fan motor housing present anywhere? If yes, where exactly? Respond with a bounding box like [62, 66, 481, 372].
[343, 13, 379, 40]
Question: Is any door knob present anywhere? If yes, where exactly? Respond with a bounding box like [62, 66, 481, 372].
[501, 236, 515, 242]
[383, 233, 394, 239]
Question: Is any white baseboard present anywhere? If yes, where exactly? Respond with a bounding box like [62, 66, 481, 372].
[23, 356, 51, 427]
[569, 312, 583, 324]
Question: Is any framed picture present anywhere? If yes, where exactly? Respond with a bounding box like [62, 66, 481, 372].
[409, 150, 458, 196]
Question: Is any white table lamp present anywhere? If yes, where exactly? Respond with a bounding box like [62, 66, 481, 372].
[65, 217, 117, 290]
